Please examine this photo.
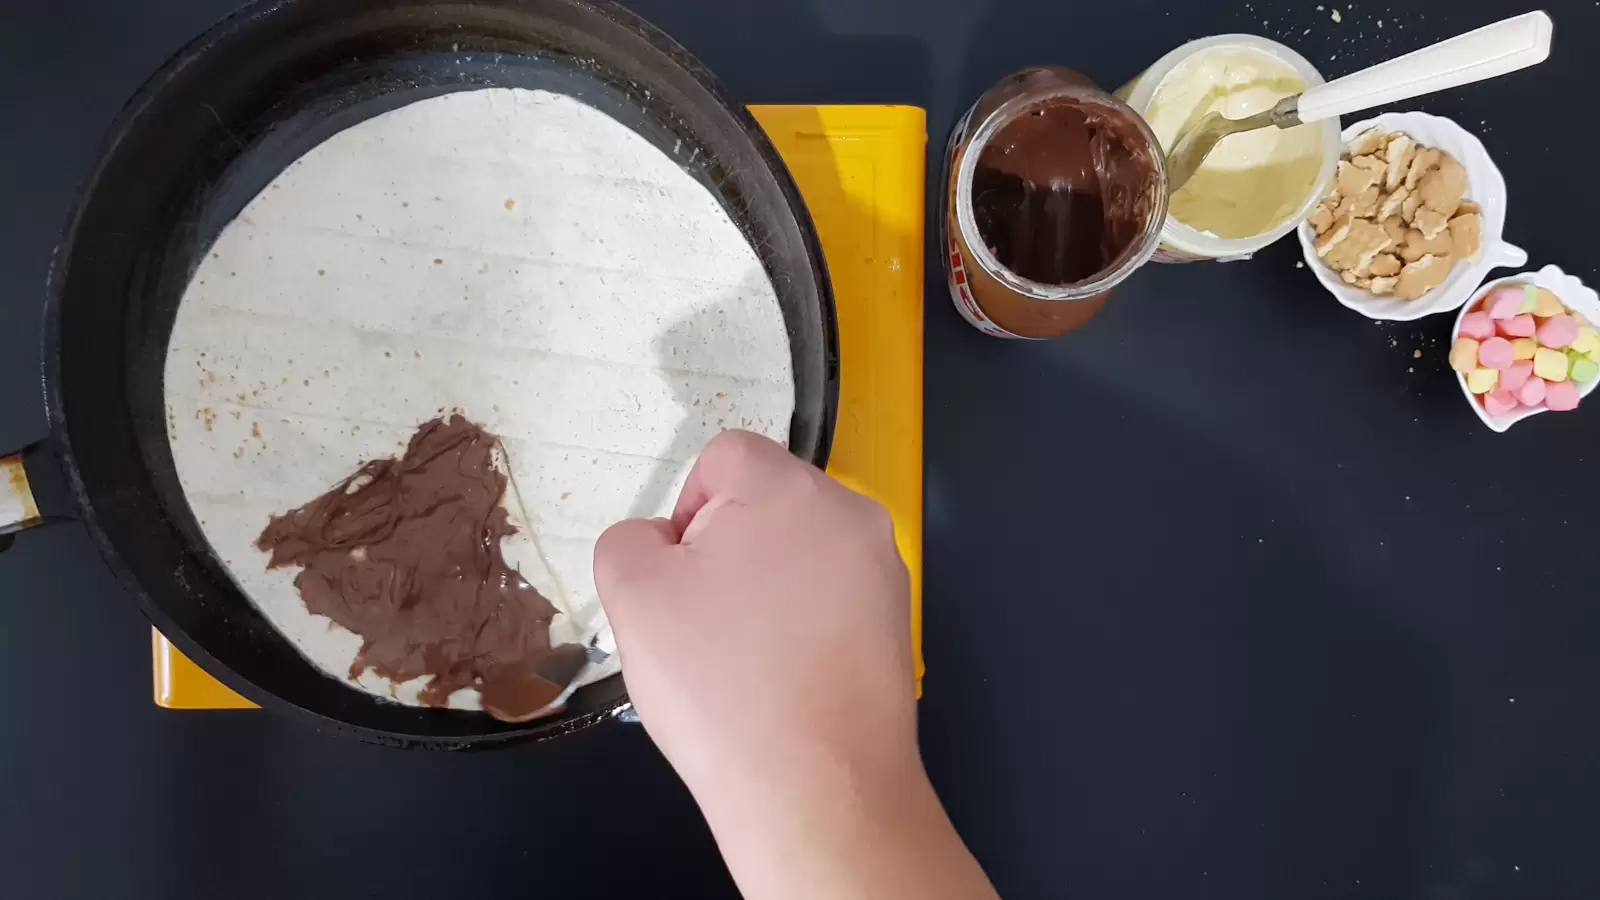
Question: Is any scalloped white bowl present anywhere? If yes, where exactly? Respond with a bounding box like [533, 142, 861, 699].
[1297, 112, 1526, 322]
[1452, 265, 1600, 433]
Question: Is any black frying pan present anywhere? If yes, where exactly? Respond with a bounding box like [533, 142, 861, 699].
[0, 0, 837, 749]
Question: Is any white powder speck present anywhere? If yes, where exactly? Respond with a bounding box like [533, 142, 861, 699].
[1332, 8, 1342, 22]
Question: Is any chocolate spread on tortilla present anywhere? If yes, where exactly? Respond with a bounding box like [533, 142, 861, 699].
[256, 415, 585, 722]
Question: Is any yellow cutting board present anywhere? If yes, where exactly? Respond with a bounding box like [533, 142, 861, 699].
[153, 104, 927, 709]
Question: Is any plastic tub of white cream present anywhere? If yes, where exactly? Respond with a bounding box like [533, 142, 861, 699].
[1121, 35, 1340, 262]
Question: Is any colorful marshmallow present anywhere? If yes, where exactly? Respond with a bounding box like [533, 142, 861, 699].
[1457, 281, 1597, 422]
[1459, 310, 1497, 340]
[1533, 287, 1566, 317]
[1449, 338, 1481, 374]
[1487, 287, 1526, 320]
[1546, 379, 1581, 412]
[1484, 390, 1520, 416]
[1466, 368, 1499, 394]
[1499, 360, 1533, 393]
[1533, 347, 1570, 382]
[1571, 326, 1600, 357]
[1516, 376, 1547, 407]
[1536, 314, 1579, 349]
[1571, 354, 1599, 385]
[1478, 337, 1515, 370]
[1499, 314, 1537, 338]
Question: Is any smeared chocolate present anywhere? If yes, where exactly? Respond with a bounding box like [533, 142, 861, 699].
[256, 415, 585, 723]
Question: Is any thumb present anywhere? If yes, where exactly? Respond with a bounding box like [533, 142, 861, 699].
[593, 517, 679, 610]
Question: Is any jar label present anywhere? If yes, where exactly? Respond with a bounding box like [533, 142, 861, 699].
[946, 235, 1038, 340]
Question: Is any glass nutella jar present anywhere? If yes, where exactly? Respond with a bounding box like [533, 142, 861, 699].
[943, 67, 1169, 339]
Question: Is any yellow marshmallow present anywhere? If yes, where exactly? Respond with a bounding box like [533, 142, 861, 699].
[1571, 326, 1600, 357]
[1534, 347, 1570, 382]
[1511, 338, 1539, 361]
[1467, 367, 1499, 394]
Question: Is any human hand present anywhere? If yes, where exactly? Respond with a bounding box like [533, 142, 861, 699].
[593, 429, 917, 808]
[593, 430, 995, 900]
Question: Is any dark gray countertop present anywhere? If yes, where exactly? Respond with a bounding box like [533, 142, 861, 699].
[3, 0, 1597, 897]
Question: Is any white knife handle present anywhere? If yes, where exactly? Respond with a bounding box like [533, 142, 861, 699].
[1295, 11, 1553, 123]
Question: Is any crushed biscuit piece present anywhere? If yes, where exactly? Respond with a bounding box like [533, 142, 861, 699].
[1315, 215, 1354, 258]
[1457, 199, 1481, 217]
[1400, 227, 1454, 263]
[1342, 269, 1359, 285]
[1309, 205, 1335, 234]
[1336, 159, 1380, 197]
[1384, 134, 1416, 192]
[1377, 187, 1409, 222]
[1401, 192, 1422, 224]
[1404, 147, 1441, 191]
[1347, 185, 1381, 219]
[1413, 207, 1451, 240]
[1381, 215, 1408, 246]
[1369, 254, 1402, 278]
[1348, 128, 1389, 157]
[1369, 276, 1399, 295]
[1448, 212, 1483, 261]
[1418, 154, 1467, 217]
[1352, 154, 1386, 175]
[1395, 254, 1453, 300]
[1325, 218, 1390, 273]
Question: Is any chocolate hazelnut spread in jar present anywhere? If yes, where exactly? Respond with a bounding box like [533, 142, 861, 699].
[943, 67, 1169, 339]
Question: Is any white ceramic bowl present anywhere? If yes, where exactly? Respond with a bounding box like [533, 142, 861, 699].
[1296, 111, 1527, 321]
[1452, 265, 1599, 433]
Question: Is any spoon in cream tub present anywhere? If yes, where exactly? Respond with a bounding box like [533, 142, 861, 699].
[1165, 10, 1553, 193]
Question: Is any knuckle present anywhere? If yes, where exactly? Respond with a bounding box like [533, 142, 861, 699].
[704, 429, 808, 492]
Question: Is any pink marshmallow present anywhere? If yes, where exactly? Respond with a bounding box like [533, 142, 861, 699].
[1499, 360, 1534, 392]
[1478, 337, 1515, 371]
[1459, 310, 1497, 340]
[1498, 314, 1537, 338]
[1487, 287, 1526, 320]
[1484, 390, 1520, 417]
[1516, 376, 1548, 407]
[1546, 379, 1581, 412]
[1537, 314, 1579, 349]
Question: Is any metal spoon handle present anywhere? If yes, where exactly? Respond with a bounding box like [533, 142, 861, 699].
[1293, 10, 1552, 124]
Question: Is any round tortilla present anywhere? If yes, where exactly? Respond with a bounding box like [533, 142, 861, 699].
[163, 87, 794, 709]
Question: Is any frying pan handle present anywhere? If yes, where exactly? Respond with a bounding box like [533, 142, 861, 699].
[0, 440, 74, 547]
